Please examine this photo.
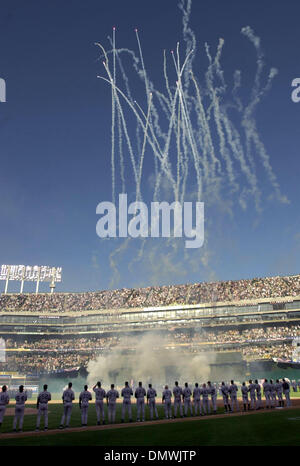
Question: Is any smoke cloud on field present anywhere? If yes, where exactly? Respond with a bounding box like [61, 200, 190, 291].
[87, 332, 215, 388]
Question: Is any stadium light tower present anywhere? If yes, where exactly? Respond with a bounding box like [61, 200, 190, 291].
[4, 265, 10, 294]
[0, 264, 62, 294]
[49, 267, 56, 294]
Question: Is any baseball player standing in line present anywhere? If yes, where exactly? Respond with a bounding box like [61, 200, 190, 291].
[207, 381, 217, 414]
[282, 378, 291, 407]
[162, 385, 172, 419]
[0, 385, 9, 430]
[147, 384, 159, 420]
[241, 382, 250, 412]
[13, 385, 27, 432]
[229, 380, 239, 412]
[255, 379, 262, 409]
[93, 381, 106, 425]
[262, 379, 271, 409]
[201, 383, 210, 415]
[173, 381, 183, 418]
[221, 381, 231, 413]
[121, 381, 133, 423]
[36, 384, 51, 431]
[106, 384, 119, 423]
[135, 381, 146, 422]
[269, 380, 276, 408]
[183, 382, 193, 417]
[275, 379, 283, 407]
[79, 385, 92, 427]
[193, 383, 202, 416]
[59, 382, 75, 429]
[248, 380, 257, 410]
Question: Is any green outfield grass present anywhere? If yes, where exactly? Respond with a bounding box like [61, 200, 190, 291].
[1, 403, 300, 446]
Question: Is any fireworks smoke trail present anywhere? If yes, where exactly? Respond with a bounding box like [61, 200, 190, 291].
[95, 0, 287, 286]
[111, 27, 116, 204]
[241, 27, 287, 204]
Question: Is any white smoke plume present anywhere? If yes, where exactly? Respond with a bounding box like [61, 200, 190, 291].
[87, 332, 215, 388]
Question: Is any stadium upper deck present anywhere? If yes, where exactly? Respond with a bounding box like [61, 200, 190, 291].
[1, 274, 300, 314]
[0, 274, 300, 336]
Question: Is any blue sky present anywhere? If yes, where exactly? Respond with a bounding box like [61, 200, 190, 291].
[0, 0, 300, 293]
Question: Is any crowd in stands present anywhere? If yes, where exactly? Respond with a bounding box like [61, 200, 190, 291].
[1, 324, 299, 374]
[0, 353, 90, 375]
[3, 324, 300, 352]
[242, 344, 293, 360]
[1, 274, 300, 313]
[4, 336, 120, 351]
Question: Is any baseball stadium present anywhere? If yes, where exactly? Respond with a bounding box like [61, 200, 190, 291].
[1, 273, 300, 446]
[2, 0, 300, 453]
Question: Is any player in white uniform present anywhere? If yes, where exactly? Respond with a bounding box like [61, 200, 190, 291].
[36, 384, 51, 431]
[79, 385, 92, 426]
[207, 381, 217, 414]
[121, 381, 133, 423]
[93, 381, 106, 425]
[135, 381, 146, 422]
[173, 381, 183, 418]
[162, 385, 172, 419]
[13, 385, 27, 432]
[269, 380, 276, 408]
[254, 379, 262, 409]
[106, 384, 119, 423]
[221, 381, 231, 413]
[193, 383, 202, 416]
[182, 383, 193, 417]
[262, 379, 271, 409]
[147, 384, 159, 420]
[282, 379, 291, 407]
[229, 380, 239, 412]
[275, 379, 283, 407]
[201, 383, 210, 415]
[248, 380, 257, 410]
[0, 385, 9, 430]
[59, 382, 75, 428]
[241, 382, 250, 411]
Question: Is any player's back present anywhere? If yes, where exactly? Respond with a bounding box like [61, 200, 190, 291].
[38, 391, 51, 404]
[263, 382, 271, 393]
[63, 388, 75, 403]
[229, 384, 237, 395]
[121, 386, 133, 399]
[275, 382, 283, 393]
[0, 392, 9, 405]
[183, 387, 191, 398]
[241, 385, 248, 396]
[107, 389, 119, 402]
[15, 391, 27, 405]
[193, 387, 201, 399]
[209, 385, 216, 397]
[135, 387, 146, 398]
[173, 386, 182, 399]
[93, 387, 106, 400]
[163, 389, 172, 401]
[248, 383, 256, 394]
[201, 387, 209, 398]
[80, 390, 92, 404]
[147, 388, 157, 399]
[221, 384, 229, 396]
